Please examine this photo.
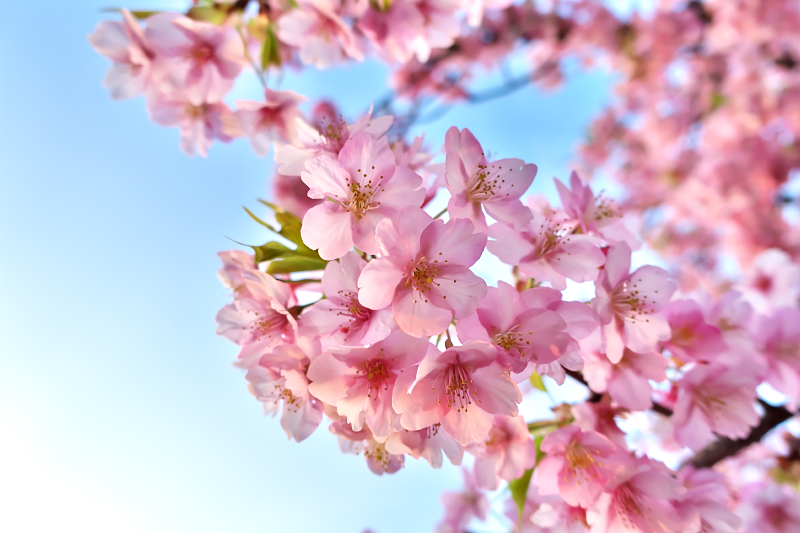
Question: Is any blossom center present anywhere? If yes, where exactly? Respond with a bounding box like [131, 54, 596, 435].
[335, 290, 370, 324]
[466, 162, 511, 203]
[355, 359, 391, 400]
[611, 278, 655, 323]
[565, 441, 603, 481]
[188, 43, 214, 64]
[434, 363, 480, 412]
[405, 257, 441, 295]
[245, 308, 288, 341]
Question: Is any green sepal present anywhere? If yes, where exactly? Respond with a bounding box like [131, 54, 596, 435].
[266, 256, 328, 274]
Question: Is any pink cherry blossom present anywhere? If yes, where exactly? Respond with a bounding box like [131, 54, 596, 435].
[384, 423, 464, 469]
[535, 425, 619, 509]
[586, 459, 684, 533]
[88, 9, 153, 100]
[393, 341, 521, 446]
[274, 103, 394, 176]
[661, 299, 727, 364]
[272, 172, 320, 218]
[147, 96, 236, 157]
[571, 398, 627, 448]
[306, 330, 430, 438]
[457, 281, 572, 374]
[581, 330, 668, 411]
[488, 208, 606, 291]
[358, 209, 488, 337]
[592, 242, 676, 363]
[243, 343, 323, 442]
[674, 467, 741, 533]
[300, 133, 425, 259]
[216, 250, 256, 298]
[436, 468, 490, 533]
[464, 0, 514, 27]
[328, 416, 405, 475]
[672, 363, 759, 451]
[215, 270, 297, 350]
[235, 89, 307, 156]
[277, 0, 363, 68]
[469, 415, 537, 490]
[738, 482, 800, 533]
[299, 252, 395, 345]
[738, 248, 800, 313]
[444, 126, 537, 233]
[145, 13, 244, 105]
[754, 306, 800, 410]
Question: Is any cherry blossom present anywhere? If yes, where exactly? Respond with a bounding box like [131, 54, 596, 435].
[235, 89, 307, 156]
[384, 423, 464, 469]
[469, 415, 537, 490]
[277, 0, 363, 68]
[660, 299, 727, 364]
[358, 209, 488, 337]
[754, 306, 800, 410]
[436, 468, 490, 533]
[299, 252, 395, 346]
[444, 126, 537, 233]
[147, 95, 236, 157]
[393, 341, 521, 445]
[592, 242, 676, 363]
[300, 133, 425, 259]
[535, 426, 619, 509]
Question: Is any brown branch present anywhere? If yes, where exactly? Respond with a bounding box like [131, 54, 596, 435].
[690, 400, 796, 468]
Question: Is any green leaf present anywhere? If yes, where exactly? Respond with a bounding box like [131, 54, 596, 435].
[529, 371, 547, 392]
[260, 26, 282, 69]
[534, 434, 546, 464]
[266, 256, 328, 275]
[508, 468, 533, 525]
[251, 241, 293, 263]
[243, 206, 279, 232]
[187, 5, 226, 24]
[101, 8, 160, 18]
[710, 91, 727, 112]
[257, 200, 311, 252]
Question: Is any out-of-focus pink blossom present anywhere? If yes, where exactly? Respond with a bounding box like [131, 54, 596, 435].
[300, 133, 425, 259]
[358, 209, 487, 337]
[503, 483, 588, 533]
[661, 299, 726, 363]
[464, 0, 514, 27]
[535, 425, 619, 509]
[457, 281, 571, 374]
[738, 248, 800, 313]
[586, 460, 684, 533]
[489, 207, 605, 291]
[329, 415, 405, 474]
[145, 13, 244, 104]
[674, 467, 741, 533]
[272, 172, 320, 218]
[754, 306, 800, 410]
[436, 468, 490, 533]
[215, 270, 297, 350]
[88, 9, 153, 100]
[738, 482, 800, 533]
[216, 250, 255, 298]
[300, 252, 395, 345]
[148, 96, 236, 157]
[469, 415, 537, 490]
[672, 363, 759, 451]
[571, 398, 626, 448]
[235, 89, 307, 156]
[444, 126, 537, 233]
[592, 242, 676, 363]
[394, 341, 521, 445]
[307, 330, 430, 438]
[277, 0, 363, 68]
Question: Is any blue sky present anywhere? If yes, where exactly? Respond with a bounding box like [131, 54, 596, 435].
[0, 2, 614, 532]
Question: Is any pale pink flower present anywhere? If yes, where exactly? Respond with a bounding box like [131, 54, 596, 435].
[436, 468, 490, 533]
[277, 0, 363, 68]
[444, 126, 537, 233]
[464, 0, 514, 27]
[738, 482, 800, 533]
[306, 330, 430, 439]
[586, 460, 684, 533]
[555, 171, 637, 248]
[469, 415, 537, 490]
[243, 343, 323, 442]
[488, 208, 605, 291]
[145, 13, 244, 105]
[503, 483, 588, 533]
[674, 467, 741, 533]
[592, 242, 676, 363]
[358, 0, 461, 64]
[147, 96, 235, 157]
[299, 251, 395, 345]
[671, 363, 759, 451]
[300, 133, 425, 259]
[235, 89, 307, 156]
[88, 9, 153, 100]
[581, 330, 668, 411]
[456, 281, 572, 374]
[738, 248, 800, 313]
[328, 417, 405, 475]
[274, 103, 393, 176]
[535, 426, 619, 509]
[384, 423, 464, 468]
[661, 299, 727, 363]
[571, 398, 627, 448]
[215, 270, 297, 349]
[754, 307, 800, 410]
[358, 209, 488, 337]
[272, 172, 320, 217]
[216, 250, 256, 298]
[393, 341, 521, 446]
